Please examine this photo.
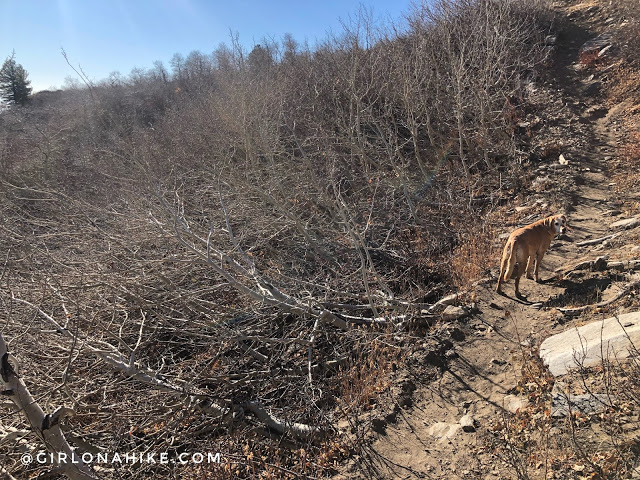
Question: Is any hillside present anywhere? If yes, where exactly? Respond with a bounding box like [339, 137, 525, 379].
[0, 0, 639, 479]
[361, 1, 640, 479]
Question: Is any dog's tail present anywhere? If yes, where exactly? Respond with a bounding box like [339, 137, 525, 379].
[502, 244, 516, 282]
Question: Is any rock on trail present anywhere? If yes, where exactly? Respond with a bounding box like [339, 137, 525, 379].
[540, 311, 640, 376]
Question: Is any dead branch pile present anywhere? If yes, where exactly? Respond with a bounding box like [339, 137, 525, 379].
[0, 0, 553, 477]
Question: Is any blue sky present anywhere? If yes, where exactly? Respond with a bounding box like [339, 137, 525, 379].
[1, 0, 415, 92]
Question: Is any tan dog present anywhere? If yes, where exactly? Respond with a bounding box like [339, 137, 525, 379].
[496, 214, 567, 297]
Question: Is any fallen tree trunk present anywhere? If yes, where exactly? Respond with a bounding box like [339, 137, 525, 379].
[11, 295, 322, 442]
[558, 277, 640, 316]
[245, 400, 321, 441]
[575, 233, 619, 247]
[0, 334, 97, 480]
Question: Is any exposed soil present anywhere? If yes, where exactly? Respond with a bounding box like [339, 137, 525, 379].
[338, 2, 640, 478]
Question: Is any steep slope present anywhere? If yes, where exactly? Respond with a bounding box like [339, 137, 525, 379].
[345, 2, 640, 478]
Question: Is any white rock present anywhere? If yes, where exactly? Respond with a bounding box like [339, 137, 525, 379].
[540, 311, 640, 376]
[436, 293, 459, 306]
[427, 293, 460, 313]
[503, 394, 529, 414]
[442, 305, 467, 321]
[427, 422, 461, 440]
[460, 414, 476, 432]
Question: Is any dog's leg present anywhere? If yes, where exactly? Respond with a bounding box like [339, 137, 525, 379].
[525, 254, 535, 280]
[514, 274, 523, 298]
[496, 253, 507, 292]
[534, 251, 545, 282]
[505, 256, 516, 281]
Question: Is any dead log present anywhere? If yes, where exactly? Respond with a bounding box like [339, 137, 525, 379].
[607, 260, 640, 271]
[576, 233, 619, 247]
[0, 334, 97, 480]
[245, 400, 321, 441]
[558, 277, 640, 316]
[556, 256, 607, 273]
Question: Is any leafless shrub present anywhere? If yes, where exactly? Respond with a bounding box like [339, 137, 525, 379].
[0, 0, 554, 477]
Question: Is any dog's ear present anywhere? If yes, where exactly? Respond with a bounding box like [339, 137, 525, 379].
[544, 216, 554, 228]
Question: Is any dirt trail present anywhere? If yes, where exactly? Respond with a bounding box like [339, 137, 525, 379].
[350, 4, 635, 479]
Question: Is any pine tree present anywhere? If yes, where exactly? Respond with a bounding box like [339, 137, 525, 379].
[0, 53, 32, 105]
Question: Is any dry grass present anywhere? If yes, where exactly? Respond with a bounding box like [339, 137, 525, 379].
[566, 1, 600, 14]
[577, 50, 602, 69]
[611, 123, 640, 210]
[449, 219, 500, 289]
[616, 0, 640, 68]
[540, 141, 565, 161]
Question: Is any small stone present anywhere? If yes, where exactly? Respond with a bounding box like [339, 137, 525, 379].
[585, 105, 608, 119]
[520, 337, 534, 347]
[428, 422, 461, 440]
[442, 305, 467, 321]
[593, 256, 608, 270]
[445, 349, 458, 359]
[460, 414, 476, 432]
[503, 394, 529, 414]
[551, 393, 610, 418]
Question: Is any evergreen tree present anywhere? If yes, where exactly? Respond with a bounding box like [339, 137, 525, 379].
[0, 53, 32, 105]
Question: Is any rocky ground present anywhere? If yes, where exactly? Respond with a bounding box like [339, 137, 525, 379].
[338, 2, 640, 478]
